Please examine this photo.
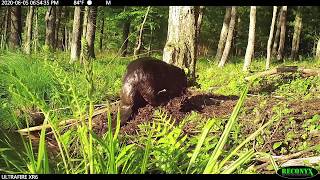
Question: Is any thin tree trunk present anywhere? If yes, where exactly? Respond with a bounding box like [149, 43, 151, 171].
[147, 28, 153, 56]
[100, 14, 104, 52]
[68, 30, 72, 52]
[4, 7, 11, 47]
[33, 7, 38, 53]
[86, 6, 98, 59]
[80, 6, 89, 63]
[195, 6, 204, 57]
[218, 6, 237, 68]
[215, 7, 232, 61]
[24, 6, 34, 54]
[55, 6, 61, 49]
[290, 6, 302, 60]
[234, 16, 242, 56]
[82, 6, 89, 38]
[62, 6, 69, 51]
[120, 20, 130, 57]
[272, 7, 283, 57]
[70, 7, 83, 63]
[9, 6, 22, 49]
[316, 38, 320, 60]
[243, 6, 257, 72]
[134, 6, 151, 58]
[266, 6, 278, 70]
[277, 6, 287, 61]
[45, 6, 56, 50]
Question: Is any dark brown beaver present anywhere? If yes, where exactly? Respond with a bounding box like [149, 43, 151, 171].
[119, 57, 187, 126]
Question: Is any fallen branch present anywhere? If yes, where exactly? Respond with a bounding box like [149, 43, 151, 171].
[281, 156, 320, 167]
[245, 66, 320, 81]
[17, 101, 120, 134]
[255, 144, 320, 171]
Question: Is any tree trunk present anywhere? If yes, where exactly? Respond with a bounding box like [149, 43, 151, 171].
[45, 6, 56, 50]
[195, 6, 204, 57]
[99, 13, 104, 52]
[120, 20, 130, 57]
[163, 6, 198, 83]
[215, 7, 232, 61]
[70, 7, 83, 63]
[266, 6, 278, 70]
[82, 6, 89, 38]
[218, 6, 237, 67]
[134, 6, 151, 58]
[55, 6, 61, 49]
[234, 16, 242, 57]
[80, 6, 89, 63]
[86, 6, 98, 59]
[277, 6, 287, 61]
[147, 28, 153, 56]
[316, 38, 320, 60]
[290, 6, 302, 60]
[243, 6, 257, 72]
[33, 7, 38, 53]
[24, 6, 34, 54]
[272, 7, 283, 57]
[68, 30, 72, 52]
[61, 6, 69, 51]
[4, 7, 11, 47]
[9, 6, 22, 49]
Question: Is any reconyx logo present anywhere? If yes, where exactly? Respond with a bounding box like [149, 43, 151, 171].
[277, 166, 318, 179]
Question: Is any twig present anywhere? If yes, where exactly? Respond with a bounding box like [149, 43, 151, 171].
[245, 66, 320, 81]
[281, 156, 320, 167]
[255, 144, 320, 171]
[17, 101, 120, 134]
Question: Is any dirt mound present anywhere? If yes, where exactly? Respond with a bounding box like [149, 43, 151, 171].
[93, 91, 238, 135]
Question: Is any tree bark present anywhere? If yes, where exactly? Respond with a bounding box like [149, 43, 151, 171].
[195, 6, 205, 57]
[45, 6, 56, 50]
[80, 6, 89, 63]
[195, 6, 204, 56]
[272, 7, 283, 57]
[243, 6, 257, 72]
[82, 6, 89, 38]
[215, 7, 232, 61]
[99, 13, 104, 52]
[218, 6, 237, 67]
[70, 7, 83, 63]
[163, 6, 198, 83]
[55, 6, 61, 49]
[316, 38, 320, 60]
[290, 6, 302, 60]
[4, 7, 11, 47]
[147, 28, 153, 56]
[24, 6, 34, 54]
[9, 6, 22, 49]
[277, 6, 287, 61]
[134, 6, 151, 58]
[33, 7, 38, 53]
[120, 20, 130, 57]
[266, 6, 278, 70]
[86, 6, 98, 59]
[61, 6, 69, 51]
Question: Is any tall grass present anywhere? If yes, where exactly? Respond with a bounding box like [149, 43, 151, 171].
[1, 52, 310, 174]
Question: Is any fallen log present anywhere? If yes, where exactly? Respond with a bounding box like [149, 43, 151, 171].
[17, 101, 120, 134]
[245, 66, 320, 81]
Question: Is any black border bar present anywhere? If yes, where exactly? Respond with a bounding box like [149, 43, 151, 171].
[0, 0, 319, 6]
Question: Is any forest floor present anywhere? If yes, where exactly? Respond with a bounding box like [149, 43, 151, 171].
[1, 52, 320, 174]
[89, 86, 320, 173]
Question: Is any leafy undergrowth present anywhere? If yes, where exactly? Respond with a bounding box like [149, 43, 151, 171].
[0, 52, 320, 174]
